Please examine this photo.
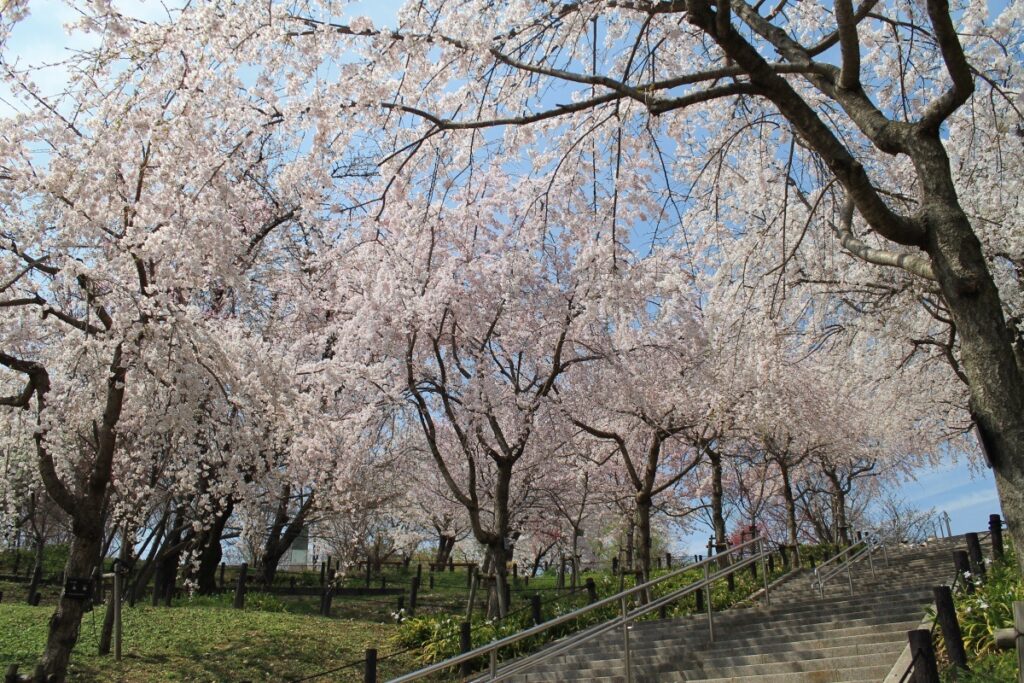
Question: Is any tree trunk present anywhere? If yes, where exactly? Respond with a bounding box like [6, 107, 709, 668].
[913, 138, 1024, 574]
[830, 479, 849, 545]
[99, 534, 131, 655]
[491, 461, 513, 618]
[778, 460, 799, 548]
[635, 496, 653, 583]
[623, 514, 635, 570]
[433, 533, 455, 568]
[40, 526, 102, 680]
[26, 537, 44, 604]
[709, 449, 727, 547]
[193, 500, 232, 594]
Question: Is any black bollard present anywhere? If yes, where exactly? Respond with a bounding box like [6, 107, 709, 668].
[695, 587, 704, 612]
[585, 578, 597, 604]
[460, 621, 472, 678]
[989, 514, 1004, 561]
[952, 550, 974, 593]
[409, 576, 420, 616]
[531, 593, 542, 625]
[233, 562, 247, 609]
[965, 533, 986, 580]
[907, 629, 940, 682]
[363, 648, 377, 683]
[932, 585, 968, 671]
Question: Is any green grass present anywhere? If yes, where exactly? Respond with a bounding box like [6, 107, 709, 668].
[0, 550, 796, 681]
[0, 602, 413, 682]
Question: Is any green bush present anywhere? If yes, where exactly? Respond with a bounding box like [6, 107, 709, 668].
[951, 548, 1022, 656]
[937, 543, 1021, 681]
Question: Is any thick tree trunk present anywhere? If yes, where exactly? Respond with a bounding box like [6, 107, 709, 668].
[194, 502, 232, 595]
[491, 462, 513, 618]
[433, 533, 455, 568]
[635, 496, 653, 583]
[41, 526, 102, 680]
[153, 512, 185, 607]
[832, 485, 849, 545]
[911, 136, 1024, 574]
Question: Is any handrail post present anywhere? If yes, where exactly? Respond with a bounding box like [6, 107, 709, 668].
[846, 556, 854, 595]
[489, 648, 497, 680]
[815, 567, 822, 598]
[759, 538, 770, 606]
[621, 595, 633, 683]
[867, 543, 876, 578]
[704, 561, 714, 642]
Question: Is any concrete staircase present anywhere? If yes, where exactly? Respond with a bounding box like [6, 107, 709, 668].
[504, 535, 974, 683]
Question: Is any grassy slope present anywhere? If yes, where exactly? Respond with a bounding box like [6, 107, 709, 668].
[0, 602, 413, 682]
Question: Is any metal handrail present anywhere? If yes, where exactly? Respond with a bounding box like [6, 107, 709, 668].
[812, 533, 888, 598]
[388, 535, 772, 683]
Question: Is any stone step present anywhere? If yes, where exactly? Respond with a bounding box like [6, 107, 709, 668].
[569, 610, 926, 655]
[496, 536, 977, 683]
[684, 651, 905, 678]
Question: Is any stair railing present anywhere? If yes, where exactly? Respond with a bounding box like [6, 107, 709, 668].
[811, 531, 887, 598]
[388, 534, 774, 683]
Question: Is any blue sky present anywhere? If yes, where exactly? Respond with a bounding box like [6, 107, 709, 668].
[2, 0, 1005, 555]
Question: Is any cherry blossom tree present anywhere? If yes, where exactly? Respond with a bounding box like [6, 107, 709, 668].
[274, 0, 1024, 568]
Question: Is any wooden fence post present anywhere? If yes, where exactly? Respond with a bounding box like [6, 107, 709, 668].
[409, 576, 420, 616]
[460, 621, 472, 678]
[665, 552, 672, 569]
[233, 563, 247, 609]
[363, 648, 377, 683]
[5, 664, 18, 683]
[1014, 602, 1024, 683]
[219, 562, 225, 590]
[933, 585, 967, 671]
[585, 578, 597, 604]
[990, 514, 1005, 561]
[953, 550, 974, 593]
[965, 533, 986, 580]
[695, 586, 704, 613]
[114, 567, 123, 661]
[908, 629, 940, 683]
